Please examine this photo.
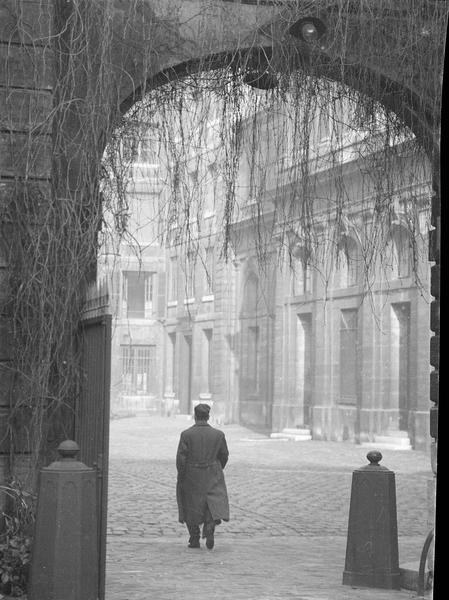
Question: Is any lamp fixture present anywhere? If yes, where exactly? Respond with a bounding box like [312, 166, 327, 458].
[288, 17, 326, 44]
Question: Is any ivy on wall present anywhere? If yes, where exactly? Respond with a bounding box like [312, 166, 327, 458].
[0, 0, 446, 482]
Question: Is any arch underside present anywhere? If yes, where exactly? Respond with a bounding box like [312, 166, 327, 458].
[122, 51, 437, 161]
[114, 0, 445, 161]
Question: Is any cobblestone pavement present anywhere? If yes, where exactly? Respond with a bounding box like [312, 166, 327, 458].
[106, 415, 434, 600]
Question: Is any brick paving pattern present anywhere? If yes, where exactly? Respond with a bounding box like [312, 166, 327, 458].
[106, 415, 433, 599]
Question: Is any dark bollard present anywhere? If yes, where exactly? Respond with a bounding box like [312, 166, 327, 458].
[342, 450, 401, 589]
[28, 440, 98, 600]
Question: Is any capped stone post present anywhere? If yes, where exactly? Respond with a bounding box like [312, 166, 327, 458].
[28, 440, 98, 600]
[342, 450, 401, 589]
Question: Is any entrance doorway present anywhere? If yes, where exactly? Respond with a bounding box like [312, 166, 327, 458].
[99, 49, 434, 600]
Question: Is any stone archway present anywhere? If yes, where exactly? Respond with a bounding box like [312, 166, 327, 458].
[110, 1, 442, 464]
[91, 0, 444, 458]
[0, 0, 445, 594]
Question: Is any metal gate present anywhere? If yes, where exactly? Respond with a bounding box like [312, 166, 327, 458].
[76, 287, 112, 600]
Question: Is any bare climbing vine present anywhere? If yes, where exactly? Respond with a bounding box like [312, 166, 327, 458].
[0, 0, 446, 484]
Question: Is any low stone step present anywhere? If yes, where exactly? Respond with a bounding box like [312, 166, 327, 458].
[282, 428, 312, 436]
[361, 440, 412, 451]
[375, 435, 412, 448]
[270, 431, 312, 441]
[383, 430, 410, 438]
[374, 434, 410, 446]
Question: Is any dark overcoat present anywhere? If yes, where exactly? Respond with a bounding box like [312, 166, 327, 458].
[176, 421, 230, 525]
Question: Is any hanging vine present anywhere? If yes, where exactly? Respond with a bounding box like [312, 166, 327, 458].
[0, 0, 446, 484]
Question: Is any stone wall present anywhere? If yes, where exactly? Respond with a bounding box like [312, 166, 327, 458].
[0, 0, 54, 489]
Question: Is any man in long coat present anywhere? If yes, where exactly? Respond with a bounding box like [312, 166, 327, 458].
[176, 403, 229, 549]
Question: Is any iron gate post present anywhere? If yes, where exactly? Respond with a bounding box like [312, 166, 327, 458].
[28, 440, 98, 600]
[342, 450, 401, 589]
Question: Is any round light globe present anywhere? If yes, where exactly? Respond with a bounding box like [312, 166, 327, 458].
[301, 22, 319, 42]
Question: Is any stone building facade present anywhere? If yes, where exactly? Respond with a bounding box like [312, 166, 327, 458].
[150, 101, 432, 451]
[102, 99, 432, 451]
[99, 137, 167, 416]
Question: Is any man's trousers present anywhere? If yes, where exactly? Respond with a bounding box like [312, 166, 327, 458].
[186, 506, 220, 541]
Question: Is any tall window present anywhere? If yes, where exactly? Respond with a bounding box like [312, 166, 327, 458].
[121, 345, 156, 395]
[244, 274, 258, 314]
[184, 252, 196, 299]
[204, 247, 215, 295]
[168, 333, 176, 393]
[136, 138, 156, 164]
[122, 271, 155, 318]
[247, 325, 259, 393]
[203, 329, 213, 393]
[335, 236, 359, 288]
[385, 225, 411, 279]
[205, 163, 217, 217]
[318, 109, 330, 143]
[291, 249, 311, 295]
[339, 309, 358, 404]
[168, 257, 178, 302]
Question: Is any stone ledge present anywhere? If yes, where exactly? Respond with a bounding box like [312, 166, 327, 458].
[271, 428, 312, 441]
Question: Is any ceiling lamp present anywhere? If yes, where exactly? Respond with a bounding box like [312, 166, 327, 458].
[288, 17, 326, 44]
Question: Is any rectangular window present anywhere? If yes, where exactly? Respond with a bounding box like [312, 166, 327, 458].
[123, 271, 155, 318]
[318, 110, 330, 142]
[121, 345, 156, 395]
[247, 325, 259, 392]
[185, 252, 195, 299]
[168, 257, 178, 302]
[203, 329, 213, 393]
[292, 257, 311, 295]
[204, 247, 215, 295]
[145, 273, 155, 316]
[168, 333, 176, 393]
[138, 141, 157, 166]
[205, 164, 217, 217]
[339, 309, 358, 404]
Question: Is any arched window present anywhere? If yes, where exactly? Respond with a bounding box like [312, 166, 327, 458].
[334, 236, 359, 288]
[385, 225, 411, 280]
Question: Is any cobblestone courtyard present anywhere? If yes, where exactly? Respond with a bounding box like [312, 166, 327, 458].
[106, 415, 433, 599]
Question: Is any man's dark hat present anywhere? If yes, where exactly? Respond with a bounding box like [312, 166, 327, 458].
[194, 403, 211, 419]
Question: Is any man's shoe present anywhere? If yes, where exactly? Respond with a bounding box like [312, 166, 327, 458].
[188, 536, 200, 548]
[205, 533, 214, 550]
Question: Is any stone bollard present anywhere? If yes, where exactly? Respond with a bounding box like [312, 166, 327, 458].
[28, 440, 98, 600]
[342, 450, 401, 589]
